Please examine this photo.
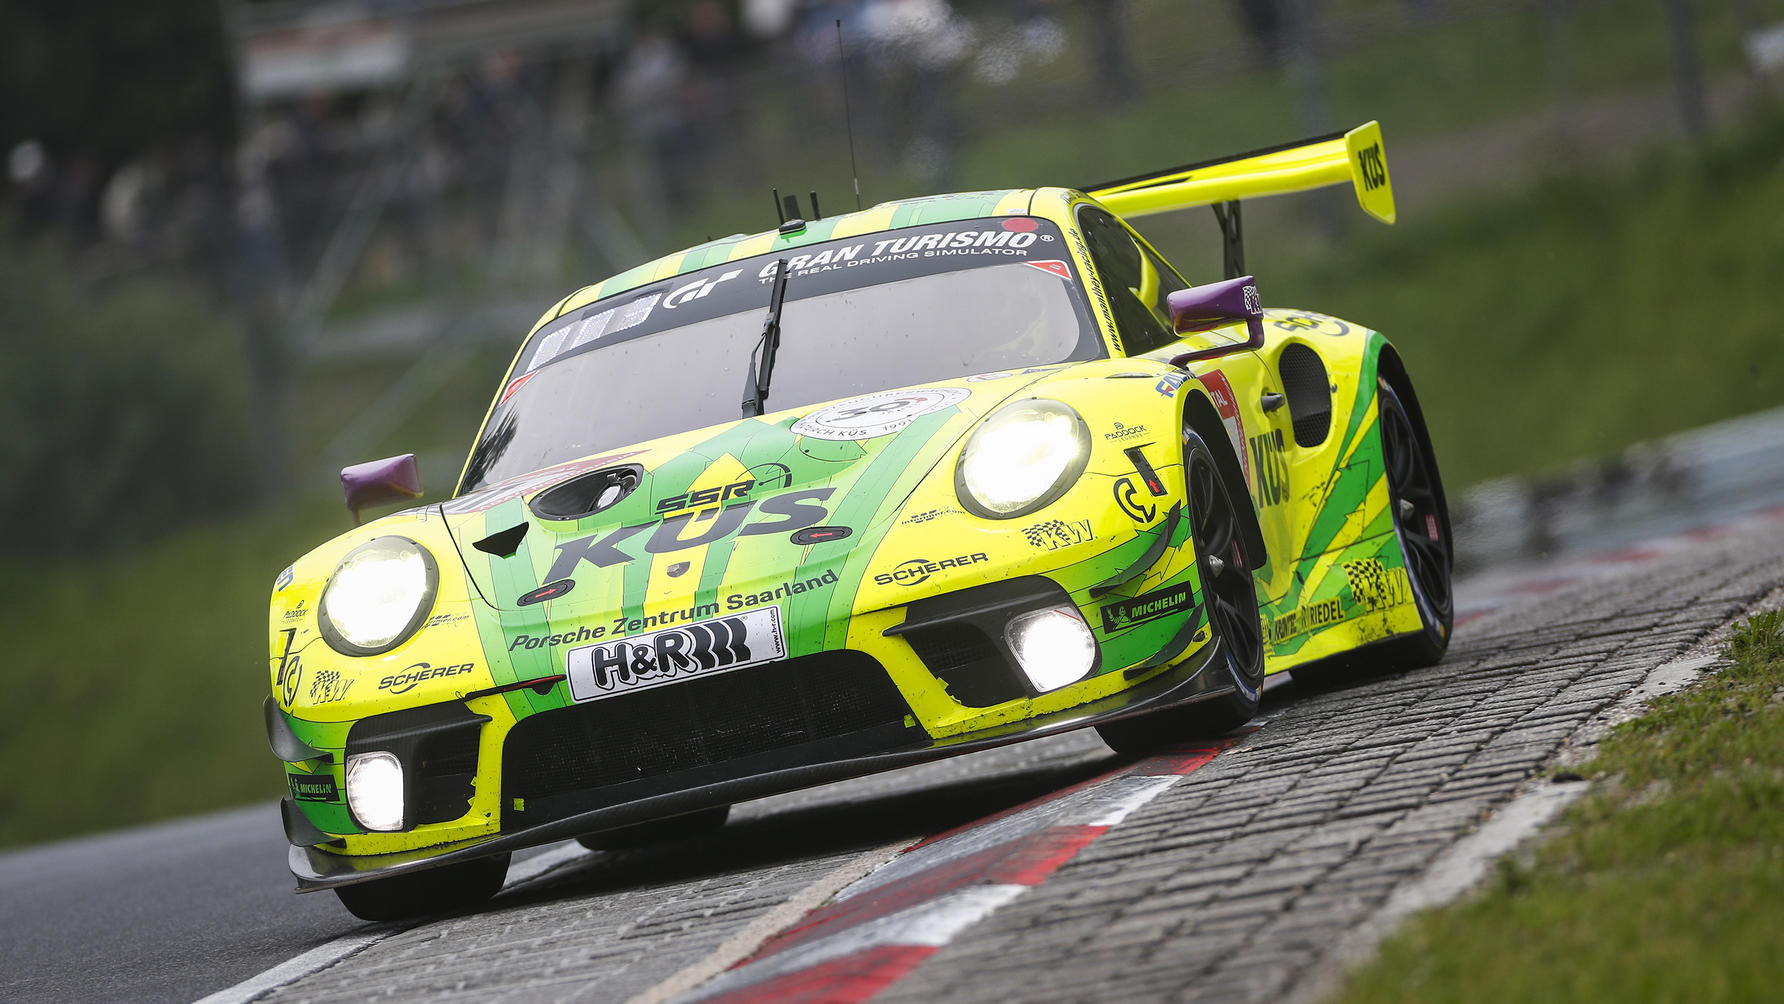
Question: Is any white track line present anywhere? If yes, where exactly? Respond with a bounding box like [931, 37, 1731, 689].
[195, 841, 587, 1004]
[626, 840, 908, 1004]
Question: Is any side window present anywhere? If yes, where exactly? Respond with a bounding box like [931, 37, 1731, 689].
[1074, 206, 1190, 355]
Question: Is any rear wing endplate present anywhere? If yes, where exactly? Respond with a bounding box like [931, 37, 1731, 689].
[1083, 121, 1395, 225]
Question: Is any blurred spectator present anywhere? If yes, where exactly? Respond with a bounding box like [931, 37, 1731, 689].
[8, 140, 56, 235]
[1235, 0, 1285, 70]
[612, 22, 698, 210]
[859, 0, 973, 183]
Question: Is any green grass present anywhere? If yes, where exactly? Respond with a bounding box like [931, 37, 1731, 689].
[1337, 608, 1784, 1003]
[0, 500, 343, 846]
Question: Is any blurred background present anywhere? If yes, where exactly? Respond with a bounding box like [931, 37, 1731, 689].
[2, 0, 1781, 848]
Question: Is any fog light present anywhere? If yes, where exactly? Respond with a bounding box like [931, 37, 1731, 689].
[1005, 605, 1097, 692]
[345, 752, 405, 832]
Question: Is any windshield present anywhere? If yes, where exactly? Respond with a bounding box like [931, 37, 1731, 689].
[461, 216, 1102, 492]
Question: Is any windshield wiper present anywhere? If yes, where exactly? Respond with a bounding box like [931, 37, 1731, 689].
[741, 258, 790, 418]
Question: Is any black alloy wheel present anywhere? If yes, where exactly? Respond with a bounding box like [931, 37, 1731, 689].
[1097, 430, 1264, 755]
[1378, 380, 1453, 666]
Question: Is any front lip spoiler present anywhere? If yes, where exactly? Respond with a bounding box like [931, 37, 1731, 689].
[289, 638, 1233, 892]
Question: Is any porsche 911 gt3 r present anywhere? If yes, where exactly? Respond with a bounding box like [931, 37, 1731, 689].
[266, 122, 1452, 920]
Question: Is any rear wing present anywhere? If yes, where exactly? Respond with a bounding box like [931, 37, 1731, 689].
[1082, 121, 1395, 277]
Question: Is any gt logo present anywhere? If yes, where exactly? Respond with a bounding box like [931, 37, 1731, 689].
[1114, 476, 1157, 524]
[546, 489, 834, 580]
[566, 607, 786, 701]
[663, 269, 742, 309]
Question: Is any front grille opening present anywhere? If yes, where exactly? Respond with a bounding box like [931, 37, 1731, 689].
[1279, 343, 1333, 447]
[347, 704, 487, 827]
[903, 623, 1027, 708]
[502, 651, 913, 812]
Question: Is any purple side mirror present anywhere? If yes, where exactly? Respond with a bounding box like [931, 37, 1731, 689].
[342, 454, 423, 525]
[1166, 275, 1266, 367]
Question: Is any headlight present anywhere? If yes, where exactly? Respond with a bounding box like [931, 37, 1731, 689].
[1005, 605, 1098, 692]
[956, 399, 1090, 518]
[345, 751, 405, 831]
[318, 536, 439, 656]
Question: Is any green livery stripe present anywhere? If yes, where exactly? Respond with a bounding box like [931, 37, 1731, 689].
[812, 406, 965, 650]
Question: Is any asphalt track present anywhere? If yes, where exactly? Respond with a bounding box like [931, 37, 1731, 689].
[5, 502, 1783, 1004]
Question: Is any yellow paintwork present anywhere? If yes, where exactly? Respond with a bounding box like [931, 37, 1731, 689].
[275, 131, 1434, 861]
[1090, 121, 1396, 225]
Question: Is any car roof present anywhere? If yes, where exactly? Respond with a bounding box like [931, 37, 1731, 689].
[535, 188, 1075, 335]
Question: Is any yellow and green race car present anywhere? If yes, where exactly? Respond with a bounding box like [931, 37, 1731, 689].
[267, 122, 1451, 920]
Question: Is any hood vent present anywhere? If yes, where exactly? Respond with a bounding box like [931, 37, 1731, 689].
[473, 522, 528, 558]
[529, 464, 645, 521]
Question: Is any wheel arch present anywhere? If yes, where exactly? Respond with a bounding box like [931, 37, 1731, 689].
[1180, 388, 1268, 568]
[1371, 344, 1454, 563]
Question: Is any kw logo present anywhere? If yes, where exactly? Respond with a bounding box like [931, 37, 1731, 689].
[1343, 558, 1413, 613]
[546, 489, 834, 580]
[1248, 428, 1291, 507]
[1356, 143, 1387, 191]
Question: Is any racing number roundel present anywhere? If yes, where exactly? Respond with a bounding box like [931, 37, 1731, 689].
[792, 387, 971, 441]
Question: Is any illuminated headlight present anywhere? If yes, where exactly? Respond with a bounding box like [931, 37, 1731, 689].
[318, 536, 438, 656]
[956, 399, 1091, 518]
[345, 751, 405, 832]
[1004, 605, 1097, 692]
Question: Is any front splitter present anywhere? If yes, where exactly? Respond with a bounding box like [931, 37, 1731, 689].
[291, 638, 1232, 891]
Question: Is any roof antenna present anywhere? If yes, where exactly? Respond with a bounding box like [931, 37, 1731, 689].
[772, 188, 785, 225]
[809, 190, 822, 221]
[836, 19, 863, 211]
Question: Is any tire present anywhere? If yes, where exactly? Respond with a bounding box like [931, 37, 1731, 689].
[1374, 380, 1453, 667]
[333, 852, 510, 922]
[576, 805, 730, 852]
[1098, 429, 1264, 756]
[1289, 379, 1452, 688]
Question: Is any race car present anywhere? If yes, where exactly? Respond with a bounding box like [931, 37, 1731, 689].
[266, 121, 1452, 920]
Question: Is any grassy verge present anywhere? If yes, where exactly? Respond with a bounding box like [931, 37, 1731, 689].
[1337, 608, 1784, 1002]
[0, 500, 342, 847]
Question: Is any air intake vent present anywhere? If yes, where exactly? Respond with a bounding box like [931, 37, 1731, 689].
[502, 651, 915, 823]
[1278, 344, 1332, 447]
[529, 465, 644, 521]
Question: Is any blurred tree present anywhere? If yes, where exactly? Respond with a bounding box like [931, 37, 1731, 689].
[0, 238, 255, 555]
[0, 0, 233, 165]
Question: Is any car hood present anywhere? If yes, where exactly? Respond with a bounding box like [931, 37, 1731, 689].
[435, 373, 1060, 625]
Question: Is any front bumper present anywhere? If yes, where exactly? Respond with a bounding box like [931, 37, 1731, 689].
[289, 634, 1231, 891]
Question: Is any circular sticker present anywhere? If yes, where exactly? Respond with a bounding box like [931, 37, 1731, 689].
[792, 387, 972, 441]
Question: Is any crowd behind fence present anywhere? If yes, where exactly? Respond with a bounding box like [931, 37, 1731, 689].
[6, 0, 1770, 328]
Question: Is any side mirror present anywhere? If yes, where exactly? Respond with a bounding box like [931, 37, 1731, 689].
[341, 454, 423, 525]
[1166, 275, 1266, 367]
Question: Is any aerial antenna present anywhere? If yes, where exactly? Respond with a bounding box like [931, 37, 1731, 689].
[836, 19, 862, 211]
